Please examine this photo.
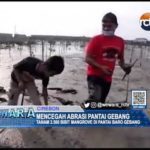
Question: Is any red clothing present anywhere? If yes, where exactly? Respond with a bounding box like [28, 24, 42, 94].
[85, 34, 124, 82]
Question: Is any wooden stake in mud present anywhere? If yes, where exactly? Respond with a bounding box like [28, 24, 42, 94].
[29, 44, 32, 57]
[8, 44, 11, 58]
[42, 40, 44, 61]
[125, 45, 134, 102]
[49, 42, 52, 57]
[140, 45, 143, 67]
[21, 90, 25, 105]
[45, 43, 47, 59]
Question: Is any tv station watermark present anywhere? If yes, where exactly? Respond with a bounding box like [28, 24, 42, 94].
[140, 12, 150, 31]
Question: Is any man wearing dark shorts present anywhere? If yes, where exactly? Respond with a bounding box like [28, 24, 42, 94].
[8, 56, 64, 105]
[85, 12, 131, 104]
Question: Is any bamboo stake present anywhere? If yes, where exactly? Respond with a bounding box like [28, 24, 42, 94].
[42, 40, 44, 61]
[125, 45, 134, 102]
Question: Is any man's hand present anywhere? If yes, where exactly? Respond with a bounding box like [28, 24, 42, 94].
[119, 59, 132, 75]
[122, 64, 132, 75]
[100, 65, 113, 76]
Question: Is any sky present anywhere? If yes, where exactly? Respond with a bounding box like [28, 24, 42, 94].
[0, 2, 150, 40]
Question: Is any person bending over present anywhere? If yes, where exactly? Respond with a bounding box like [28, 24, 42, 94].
[8, 56, 64, 105]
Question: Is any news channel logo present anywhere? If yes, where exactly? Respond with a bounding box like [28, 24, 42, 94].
[140, 12, 150, 31]
[131, 90, 147, 109]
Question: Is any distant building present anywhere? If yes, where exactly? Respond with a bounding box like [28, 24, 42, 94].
[134, 38, 148, 43]
[30, 35, 90, 43]
[0, 33, 13, 44]
[13, 34, 28, 45]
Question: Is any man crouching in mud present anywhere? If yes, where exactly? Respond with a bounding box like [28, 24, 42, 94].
[84, 12, 132, 105]
[8, 56, 64, 105]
